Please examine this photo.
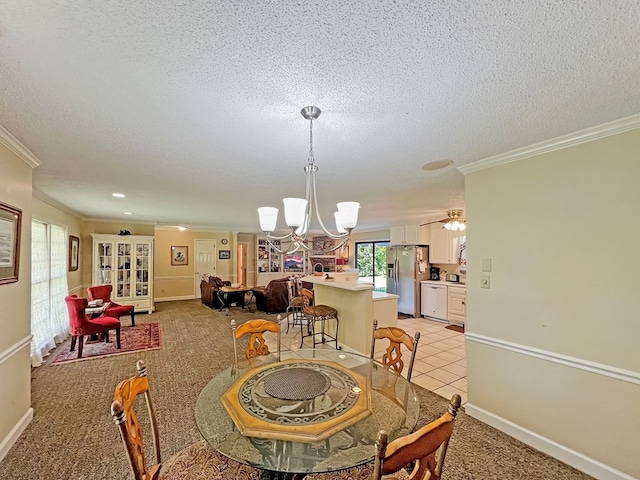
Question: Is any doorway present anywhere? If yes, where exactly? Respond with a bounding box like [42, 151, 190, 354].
[237, 243, 248, 285]
[355, 241, 390, 291]
[194, 239, 217, 298]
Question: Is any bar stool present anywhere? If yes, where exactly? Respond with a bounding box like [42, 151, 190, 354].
[300, 288, 341, 349]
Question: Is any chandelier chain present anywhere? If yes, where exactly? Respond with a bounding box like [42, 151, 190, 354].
[308, 117, 315, 165]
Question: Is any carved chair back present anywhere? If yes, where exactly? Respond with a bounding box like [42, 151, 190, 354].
[231, 318, 281, 368]
[370, 319, 421, 381]
[372, 394, 462, 480]
[111, 360, 161, 480]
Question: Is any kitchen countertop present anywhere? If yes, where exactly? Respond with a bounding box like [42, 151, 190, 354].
[303, 275, 374, 291]
[420, 280, 467, 288]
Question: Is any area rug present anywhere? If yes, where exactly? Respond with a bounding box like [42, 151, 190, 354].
[445, 324, 464, 333]
[51, 323, 161, 365]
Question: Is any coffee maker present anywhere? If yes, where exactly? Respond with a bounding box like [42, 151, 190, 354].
[430, 266, 441, 281]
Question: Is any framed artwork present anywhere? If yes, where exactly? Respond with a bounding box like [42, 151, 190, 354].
[0, 201, 22, 285]
[68, 235, 80, 271]
[219, 250, 231, 260]
[171, 245, 188, 265]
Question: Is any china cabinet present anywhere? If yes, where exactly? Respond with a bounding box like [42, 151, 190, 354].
[91, 234, 154, 313]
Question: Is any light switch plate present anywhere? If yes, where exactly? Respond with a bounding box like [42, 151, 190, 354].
[482, 258, 492, 272]
[480, 274, 490, 289]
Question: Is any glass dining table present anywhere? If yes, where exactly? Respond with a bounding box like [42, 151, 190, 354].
[195, 349, 419, 479]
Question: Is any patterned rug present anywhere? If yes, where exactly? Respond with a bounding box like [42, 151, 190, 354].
[51, 323, 161, 365]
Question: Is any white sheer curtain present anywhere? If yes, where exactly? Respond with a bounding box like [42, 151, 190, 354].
[31, 221, 69, 366]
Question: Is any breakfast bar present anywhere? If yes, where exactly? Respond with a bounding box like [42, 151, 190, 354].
[303, 276, 398, 354]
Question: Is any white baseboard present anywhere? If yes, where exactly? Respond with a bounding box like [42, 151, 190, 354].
[0, 408, 33, 463]
[154, 295, 195, 303]
[465, 403, 637, 480]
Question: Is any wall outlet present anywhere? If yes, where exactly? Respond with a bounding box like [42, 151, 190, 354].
[480, 275, 490, 289]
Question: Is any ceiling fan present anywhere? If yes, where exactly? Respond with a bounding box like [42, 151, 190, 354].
[422, 210, 466, 230]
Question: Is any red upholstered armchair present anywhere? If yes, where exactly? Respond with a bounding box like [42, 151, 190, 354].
[87, 284, 135, 326]
[64, 295, 121, 359]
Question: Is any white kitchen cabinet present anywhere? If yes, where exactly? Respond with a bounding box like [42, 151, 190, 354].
[429, 224, 460, 264]
[447, 285, 466, 325]
[390, 224, 427, 245]
[91, 234, 154, 313]
[421, 282, 448, 321]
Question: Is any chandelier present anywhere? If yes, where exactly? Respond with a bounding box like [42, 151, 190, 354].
[257, 106, 360, 254]
[443, 210, 466, 231]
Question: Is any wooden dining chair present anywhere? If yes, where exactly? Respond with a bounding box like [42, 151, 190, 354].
[111, 360, 263, 480]
[303, 394, 462, 480]
[370, 319, 421, 381]
[231, 318, 281, 369]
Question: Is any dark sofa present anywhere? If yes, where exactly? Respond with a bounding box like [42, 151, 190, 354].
[200, 275, 231, 309]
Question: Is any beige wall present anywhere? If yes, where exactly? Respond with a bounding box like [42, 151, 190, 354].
[464, 128, 640, 478]
[154, 228, 235, 300]
[0, 142, 33, 459]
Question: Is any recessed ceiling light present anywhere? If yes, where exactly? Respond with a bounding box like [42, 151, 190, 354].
[112, 193, 126, 198]
[422, 159, 453, 171]
[123, 212, 133, 215]
[178, 226, 187, 231]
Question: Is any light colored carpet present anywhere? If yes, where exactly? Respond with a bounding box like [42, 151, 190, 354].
[0, 300, 593, 480]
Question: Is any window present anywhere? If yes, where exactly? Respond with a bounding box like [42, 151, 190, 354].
[355, 241, 390, 291]
[31, 220, 69, 366]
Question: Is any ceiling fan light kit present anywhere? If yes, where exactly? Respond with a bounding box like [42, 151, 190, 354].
[443, 210, 466, 231]
[257, 106, 360, 255]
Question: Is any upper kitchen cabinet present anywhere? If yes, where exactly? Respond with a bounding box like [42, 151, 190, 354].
[390, 224, 427, 245]
[429, 224, 463, 264]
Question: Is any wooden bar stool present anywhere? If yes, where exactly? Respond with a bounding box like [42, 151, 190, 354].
[301, 288, 341, 349]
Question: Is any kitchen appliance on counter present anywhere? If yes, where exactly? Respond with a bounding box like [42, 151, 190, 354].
[387, 246, 430, 316]
[429, 266, 440, 281]
[445, 273, 460, 282]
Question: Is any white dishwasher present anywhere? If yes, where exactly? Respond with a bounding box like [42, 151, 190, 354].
[421, 283, 448, 321]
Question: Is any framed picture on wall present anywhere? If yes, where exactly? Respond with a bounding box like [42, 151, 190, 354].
[68, 235, 79, 271]
[171, 245, 188, 265]
[219, 250, 230, 260]
[0, 200, 22, 285]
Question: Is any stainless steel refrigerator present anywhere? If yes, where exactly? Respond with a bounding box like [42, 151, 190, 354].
[386, 245, 430, 316]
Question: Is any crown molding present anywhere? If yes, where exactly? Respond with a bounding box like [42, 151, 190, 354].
[32, 189, 84, 218]
[0, 125, 42, 169]
[459, 113, 640, 175]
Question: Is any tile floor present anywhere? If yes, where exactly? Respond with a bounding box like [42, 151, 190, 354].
[396, 316, 467, 405]
[273, 313, 467, 406]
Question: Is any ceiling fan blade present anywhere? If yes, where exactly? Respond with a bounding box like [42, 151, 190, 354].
[421, 218, 449, 225]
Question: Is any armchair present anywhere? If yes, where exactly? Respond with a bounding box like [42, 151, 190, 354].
[87, 284, 135, 326]
[64, 295, 121, 359]
[252, 278, 290, 314]
[200, 275, 231, 309]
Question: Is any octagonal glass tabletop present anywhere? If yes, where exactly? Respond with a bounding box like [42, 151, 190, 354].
[195, 349, 419, 476]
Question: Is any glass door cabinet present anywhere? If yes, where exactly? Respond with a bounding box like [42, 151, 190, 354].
[91, 234, 154, 313]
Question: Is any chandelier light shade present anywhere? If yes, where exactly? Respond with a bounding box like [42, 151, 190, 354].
[443, 210, 466, 231]
[257, 106, 360, 254]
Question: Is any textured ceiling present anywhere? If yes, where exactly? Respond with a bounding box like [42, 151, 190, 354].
[1, 1, 639, 232]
